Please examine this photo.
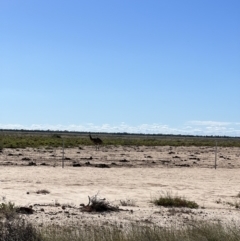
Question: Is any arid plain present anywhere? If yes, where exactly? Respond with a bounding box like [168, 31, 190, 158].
[0, 143, 240, 228]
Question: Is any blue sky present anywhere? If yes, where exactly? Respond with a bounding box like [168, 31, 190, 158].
[1, 1, 239, 136]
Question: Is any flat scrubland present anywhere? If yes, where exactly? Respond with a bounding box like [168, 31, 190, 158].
[1, 130, 240, 148]
[0, 131, 240, 240]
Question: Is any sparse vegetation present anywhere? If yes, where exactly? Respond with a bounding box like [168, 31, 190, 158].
[0, 218, 42, 241]
[0, 139, 3, 152]
[152, 192, 199, 209]
[0, 201, 17, 220]
[235, 202, 240, 209]
[1, 130, 240, 240]
[1, 219, 240, 241]
[0, 130, 239, 148]
[120, 199, 136, 207]
[51, 134, 61, 139]
[229, 201, 240, 209]
[36, 189, 50, 195]
[37, 222, 240, 241]
[0, 200, 239, 241]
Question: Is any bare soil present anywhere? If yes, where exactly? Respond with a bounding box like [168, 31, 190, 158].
[0, 145, 240, 228]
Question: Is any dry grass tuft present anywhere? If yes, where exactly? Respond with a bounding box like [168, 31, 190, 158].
[152, 192, 199, 209]
[0, 202, 18, 220]
[36, 189, 50, 195]
[120, 199, 136, 207]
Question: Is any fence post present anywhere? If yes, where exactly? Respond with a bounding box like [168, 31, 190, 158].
[215, 141, 217, 169]
[62, 139, 65, 168]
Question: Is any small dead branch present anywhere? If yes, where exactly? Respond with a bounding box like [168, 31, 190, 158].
[81, 194, 119, 212]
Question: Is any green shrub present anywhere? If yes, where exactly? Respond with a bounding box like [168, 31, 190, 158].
[152, 192, 199, 209]
[0, 202, 17, 220]
[0, 140, 3, 151]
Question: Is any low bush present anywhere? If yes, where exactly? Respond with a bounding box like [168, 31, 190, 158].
[36, 189, 50, 195]
[0, 140, 3, 152]
[0, 218, 42, 241]
[152, 192, 199, 209]
[0, 202, 17, 220]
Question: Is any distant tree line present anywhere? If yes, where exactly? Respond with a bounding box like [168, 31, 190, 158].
[0, 128, 239, 139]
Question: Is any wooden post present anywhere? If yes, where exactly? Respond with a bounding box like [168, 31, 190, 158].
[62, 139, 65, 168]
[54, 147, 57, 167]
[215, 141, 217, 169]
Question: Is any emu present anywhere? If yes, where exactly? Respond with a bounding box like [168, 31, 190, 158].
[89, 133, 103, 150]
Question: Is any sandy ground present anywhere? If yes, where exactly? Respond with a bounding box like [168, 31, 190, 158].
[0, 145, 240, 228]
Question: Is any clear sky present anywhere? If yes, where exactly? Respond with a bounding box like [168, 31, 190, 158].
[1, 1, 239, 136]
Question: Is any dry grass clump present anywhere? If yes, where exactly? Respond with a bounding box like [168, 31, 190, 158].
[152, 192, 199, 209]
[81, 194, 119, 212]
[120, 199, 136, 207]
[0, 202, 40, 241]
[0, 141, 3, 152]
[36, 189, 50, 195]
[0, 201, 34, 218]
[0, 218, 41, 241]
[0, 202, 18, 220]
[229, 201, 240, 209]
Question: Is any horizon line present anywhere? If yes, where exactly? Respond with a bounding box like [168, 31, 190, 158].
[0, 122, 239, 137]
[1, 128, 239, 139]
